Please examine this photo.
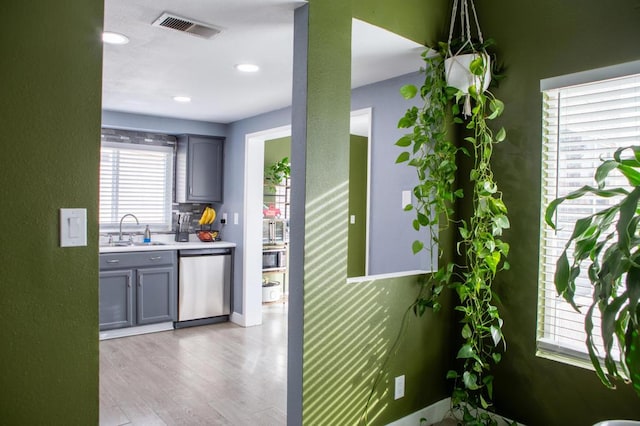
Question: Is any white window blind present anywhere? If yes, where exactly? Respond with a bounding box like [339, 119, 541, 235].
[538, 69, 640, 365]
[100, 141, 174, 232]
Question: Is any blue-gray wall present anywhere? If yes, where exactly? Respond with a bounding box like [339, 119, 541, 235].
[101, 71, 430, 315]
[224, 72, 429, 313]
[351, 72, 429, 275]
[102, 110, 228, 136]
[224, 107, 293, 313]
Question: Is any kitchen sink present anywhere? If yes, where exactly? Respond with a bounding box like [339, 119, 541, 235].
[101, 241, 166, 247]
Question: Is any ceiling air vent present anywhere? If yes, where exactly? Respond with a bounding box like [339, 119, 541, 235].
[152, 12, 221, 40]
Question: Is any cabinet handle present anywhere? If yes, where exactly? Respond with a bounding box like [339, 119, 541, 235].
[126, 276, 131, 288]
[106, 259, 120, 264]
[149, 256, 163, 261]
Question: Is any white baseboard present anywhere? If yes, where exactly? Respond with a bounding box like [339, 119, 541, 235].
[231, 310, 264, 327]
[387, 398, 452, 426]
[230, 311, 245, 326]
[386, 398, 524, 426]
[99, 322, 174, 340]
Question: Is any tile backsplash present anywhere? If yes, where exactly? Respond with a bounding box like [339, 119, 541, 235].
[173, 203, 222, 233]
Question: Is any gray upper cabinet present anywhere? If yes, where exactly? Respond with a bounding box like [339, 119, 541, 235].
[176, 134, 224, 203]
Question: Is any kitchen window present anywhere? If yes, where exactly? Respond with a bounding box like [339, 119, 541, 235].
[99, 129, 175, 232]
[537, 61, 640, 367]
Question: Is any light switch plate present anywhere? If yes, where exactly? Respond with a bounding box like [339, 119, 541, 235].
[402, 190, 412, 209]
[60, 208, 87, 247]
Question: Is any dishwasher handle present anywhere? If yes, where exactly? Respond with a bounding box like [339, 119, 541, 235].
[179, 248, 231, 257]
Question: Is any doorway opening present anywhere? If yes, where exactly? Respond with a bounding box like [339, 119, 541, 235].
[241, 108, 372, 324]
[243, 125, 292, 325]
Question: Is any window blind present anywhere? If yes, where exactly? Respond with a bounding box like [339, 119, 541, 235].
[100, 141, 174, 232]
[538, 71, 640, 364]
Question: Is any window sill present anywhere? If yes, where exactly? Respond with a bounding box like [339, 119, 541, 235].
[536, 339, 596, 372]
[346, 269, 433, 284]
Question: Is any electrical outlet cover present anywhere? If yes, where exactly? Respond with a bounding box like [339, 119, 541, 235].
[394, 375, 405, 400]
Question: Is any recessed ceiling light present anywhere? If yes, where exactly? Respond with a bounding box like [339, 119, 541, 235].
[235, 63, 260, 73]
[173, 96, 191, 103]
[102, 32, 129, 45]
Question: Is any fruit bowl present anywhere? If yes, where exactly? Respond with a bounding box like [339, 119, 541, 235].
[197, 230, 219, 242]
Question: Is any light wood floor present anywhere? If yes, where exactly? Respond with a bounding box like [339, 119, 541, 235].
[100, 304, 287, 426]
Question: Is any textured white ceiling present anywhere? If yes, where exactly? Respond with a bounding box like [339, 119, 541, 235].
[102, 0, 424, 123]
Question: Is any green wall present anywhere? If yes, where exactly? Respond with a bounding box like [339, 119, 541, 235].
[0, 1, 103, 424]
[264, 136, 291, 211]
[264, 134, 368, 278]
[304, 274, 453, 425]
[352, 0, 448, 46]
[0, 1, 468, 424]
[348, 135, 368, 278]
[298, 1, 453, 424]
[264, 136, 291, 289]
[265, 136, 292, 168]
[476, 1, 640, 424]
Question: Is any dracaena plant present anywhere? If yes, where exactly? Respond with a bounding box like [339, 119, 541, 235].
[545, 145, 640, 398]
[396, 43, 510, 425]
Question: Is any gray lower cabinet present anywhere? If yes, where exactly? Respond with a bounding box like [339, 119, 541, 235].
[99, 269, 134, 329]
[99, 251, 177, 331]
[136, 266, 176, 325]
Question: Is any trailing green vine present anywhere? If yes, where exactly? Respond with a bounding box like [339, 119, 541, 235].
[396, 48, 461, 314]
[396, 43, 510, 424]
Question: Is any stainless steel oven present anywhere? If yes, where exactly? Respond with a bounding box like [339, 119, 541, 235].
[263, 218, 288, 244]
[262, 246, 286, 270]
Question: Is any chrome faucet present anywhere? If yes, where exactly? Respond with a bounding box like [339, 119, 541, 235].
[119, 213, 139, 241]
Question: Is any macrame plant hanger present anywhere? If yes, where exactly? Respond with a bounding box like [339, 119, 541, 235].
[447, 0, 484, 57]
[445, 0, 490, 116]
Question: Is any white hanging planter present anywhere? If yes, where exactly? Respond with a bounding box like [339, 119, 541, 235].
[444, 52, 491, 94]
[443, 0, 492, 115]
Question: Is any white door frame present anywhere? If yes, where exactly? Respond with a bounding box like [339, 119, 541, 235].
[240, 109, 371, 325]
[242, 125, 292, 326]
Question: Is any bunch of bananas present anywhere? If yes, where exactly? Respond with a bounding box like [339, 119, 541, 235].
[198, 206, 216, 225]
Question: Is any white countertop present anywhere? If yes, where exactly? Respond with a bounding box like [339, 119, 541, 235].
[99, 234, 236, 254]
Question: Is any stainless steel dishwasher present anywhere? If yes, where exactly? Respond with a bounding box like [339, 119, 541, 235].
[176, 248, 232, 328]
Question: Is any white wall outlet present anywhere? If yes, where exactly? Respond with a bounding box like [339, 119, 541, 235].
[350, 214, 356, 224]
[394, 375, 405, 400]
[221, 213, 228, 224]
[233, 212, 239, 225]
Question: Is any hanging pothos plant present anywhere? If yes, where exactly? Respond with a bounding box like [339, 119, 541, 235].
[395, 1, 510, 423]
